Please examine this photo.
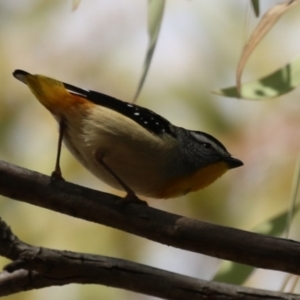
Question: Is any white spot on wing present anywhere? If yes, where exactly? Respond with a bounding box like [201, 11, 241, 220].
[80, 87, 90, 92]
[67, 90, 87, 97]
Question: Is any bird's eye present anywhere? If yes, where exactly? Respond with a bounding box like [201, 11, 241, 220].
[202, 143, 212, 149]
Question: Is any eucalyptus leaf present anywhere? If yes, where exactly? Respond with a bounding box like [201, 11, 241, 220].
[236, 0, 299, 95]
[215, 54, 300, 100]
[285, 153, 300, 238]
[251, 0, 260, 17]
[213, 205, 300, 284]
[133, 0, 165, 103]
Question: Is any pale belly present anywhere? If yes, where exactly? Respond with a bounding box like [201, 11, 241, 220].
[63, 124, 178, 198]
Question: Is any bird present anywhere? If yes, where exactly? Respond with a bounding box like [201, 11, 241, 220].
[13, 69, 243, 200]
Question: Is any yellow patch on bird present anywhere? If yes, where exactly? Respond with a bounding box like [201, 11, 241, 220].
[24, 74, 89, 115]
[157, 161, 229, 199]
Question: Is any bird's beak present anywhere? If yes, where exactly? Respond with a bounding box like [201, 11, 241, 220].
[13, 69, 30, 84]
[225, 157, 244, 169]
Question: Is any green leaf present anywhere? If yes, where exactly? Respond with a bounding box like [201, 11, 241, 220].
[213, 205, 300, 284]
[133, 0, 165, 103]
[285, 153, 300, 238]
[251, 0, 260, 17]
[213, 261, 253, 285]
[215, 54, 300, 100]
[236, 1, 300, 95]
[254, 207, 300, 237]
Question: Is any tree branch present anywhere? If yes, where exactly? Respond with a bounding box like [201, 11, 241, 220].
[1, 159, 300, 276]
[0, 218, 298, 300]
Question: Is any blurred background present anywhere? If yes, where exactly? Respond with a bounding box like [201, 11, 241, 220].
[0, 0, 300, 299]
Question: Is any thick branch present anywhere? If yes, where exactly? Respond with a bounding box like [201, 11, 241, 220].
[0, 160, 300, 275]
[0, 219, 298, 300]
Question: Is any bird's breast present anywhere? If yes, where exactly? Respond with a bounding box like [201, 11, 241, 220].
[156, 161, 228, 198]
[62, 105, 179, 198]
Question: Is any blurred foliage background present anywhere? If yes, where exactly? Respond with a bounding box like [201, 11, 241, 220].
[0, 0, 300, 299]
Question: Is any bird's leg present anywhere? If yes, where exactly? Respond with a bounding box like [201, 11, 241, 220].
[96, 152, 146, 204]
[51, 119, 65, 182]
